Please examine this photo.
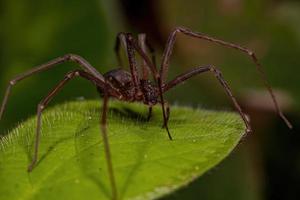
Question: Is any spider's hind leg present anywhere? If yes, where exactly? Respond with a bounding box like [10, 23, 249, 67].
[0, 54, 105, 122]
[159, 27, 292, 129]
[125, 34, 173, 140]
[163, 65, 252, 134]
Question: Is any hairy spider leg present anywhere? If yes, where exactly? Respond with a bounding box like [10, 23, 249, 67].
[138, 33, 157, 80]
[115, 32, 156, 75]
[114, 33, 128, 67]
[101, 80, 118, 200]
[161, 101, 170, 128]
[117, 32, 156, 98]
[0, 54, 106, 122]
[26, 69, 118, 200]
[27, 70, 104, 171]
[147, 106, 153, 121]
[126, 34, 172, 140]
[138, 34, 159, 121]
[138, 34, 151, 81]
[115, 32, 172, 140]
[125, 33, 142, 95]
[138, 34, 152, 121]
[0, 54, 119, 200]
[159, 26, 292, 129]
[163, 65, 252, 133]
[114, 32, 156, 121]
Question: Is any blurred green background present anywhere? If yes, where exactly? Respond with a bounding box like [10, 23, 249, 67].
[0, 0, 299, 199]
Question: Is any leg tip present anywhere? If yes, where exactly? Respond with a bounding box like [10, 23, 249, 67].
[166, 129, 173, 140]
[27, 165, 33, 173]
[27, 161, 36, 172]
[279, 112, 293, 129]
[246, 128, 252, 134]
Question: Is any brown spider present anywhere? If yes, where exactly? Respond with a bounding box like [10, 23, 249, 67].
[0, 27, 292, 200]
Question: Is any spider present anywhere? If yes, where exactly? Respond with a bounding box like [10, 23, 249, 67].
[0, 27, 292, 200]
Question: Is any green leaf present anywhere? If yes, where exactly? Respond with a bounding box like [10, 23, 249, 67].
[0, 100, 245, 200]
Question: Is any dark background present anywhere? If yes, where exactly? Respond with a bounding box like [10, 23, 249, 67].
[0, 0, 299, 199]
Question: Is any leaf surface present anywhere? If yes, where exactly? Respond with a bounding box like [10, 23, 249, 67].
[0, 100, 245, 200]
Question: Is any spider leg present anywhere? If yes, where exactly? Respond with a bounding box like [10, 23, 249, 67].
[126, 35, 173, 140]
[117, 33, 158, 99]
[138, 34, 154, 111]
[115, 32, 156, 76]
[115, 32, 143, 96]
[115, 33, 170, 138]
[165, 102, 170, 125]
[125, 33, 141, 94]
[145, 103, 169, 125]
[116, 33, 161, 130]
[0, 54, 105, 122]
[161, 102, 170, 128]
[159, 27, 292, 129]
[147, 106, 152, 121]
[138, 33, 157, 80]
[163, 65, 251, 133]
[27, 70, 104, 171]
[101, 82, 117, 200]
[114, 33, 128, 67]
[27, 69, 118, 199]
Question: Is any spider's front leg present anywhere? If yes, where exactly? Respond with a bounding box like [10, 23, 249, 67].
[114, 33, 128, 67]
[162, 104, 170, 128]
[27, 70, 104, 171]
[27, 70, 118, 200]
[137, 34, 159, 122]
[126, 34, 173, 140]
[146, 102, 170, 125]
[163, 65, 252, 133]
[101, 81, 118, 200]
[147, 106, 153, 121]
[159, 27, 292, 129]
[114, 32, 156, 76]
[0, 54, 105, 122]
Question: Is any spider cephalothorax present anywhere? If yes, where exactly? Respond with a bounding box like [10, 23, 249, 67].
[0, 27, 292, 200]
[101, 68, 159, 105]
[102, 69, 135, 100]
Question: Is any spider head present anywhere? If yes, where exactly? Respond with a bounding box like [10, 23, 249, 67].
[140, 80, 159, 106]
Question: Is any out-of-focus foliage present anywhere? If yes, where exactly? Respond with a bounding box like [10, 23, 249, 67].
[0, 0, 124, 131]
[158, 0, 300, 111]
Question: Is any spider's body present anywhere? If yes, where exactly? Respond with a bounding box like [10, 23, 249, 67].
[0, 27, 292, 200]
[101, 68, 159, 106]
